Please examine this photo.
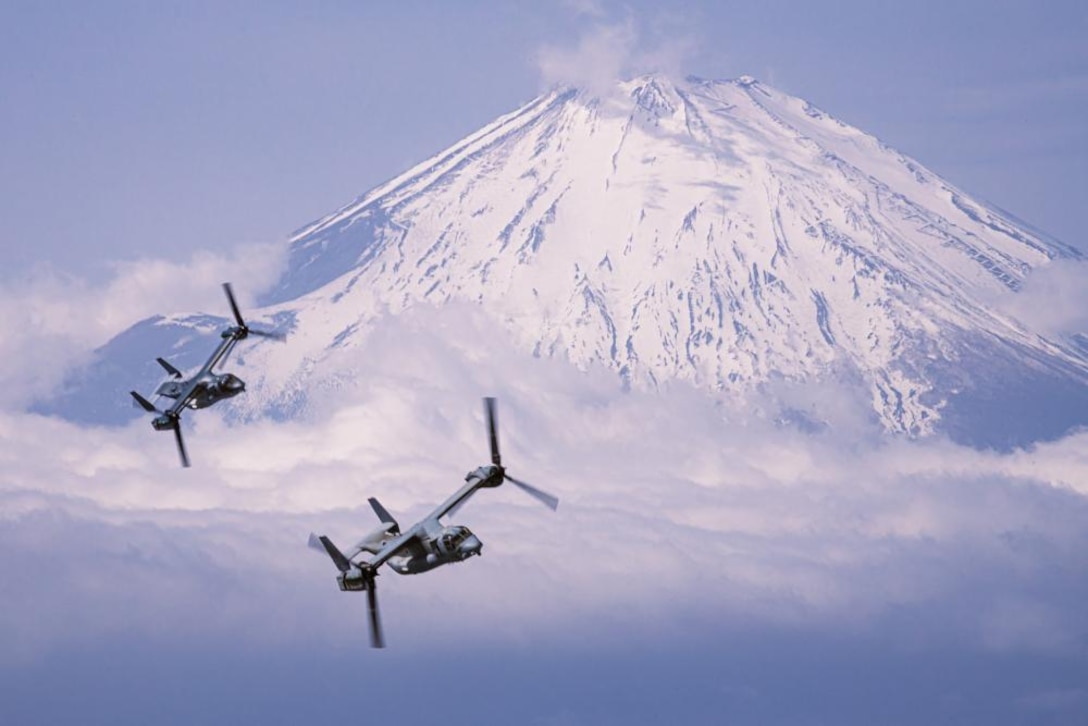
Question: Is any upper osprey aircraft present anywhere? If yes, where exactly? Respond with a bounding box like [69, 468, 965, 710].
[130, 283, 287, 467]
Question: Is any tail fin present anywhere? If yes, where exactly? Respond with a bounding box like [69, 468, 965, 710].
[308, 533, 352, 573]
[130, 390, 158, 413]
[157, 357, 183, 378]
[368, 498, 400, 534]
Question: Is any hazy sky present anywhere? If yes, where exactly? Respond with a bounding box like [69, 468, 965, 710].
[3, 4, 1088, 724]
[1, 0, 1085, 281]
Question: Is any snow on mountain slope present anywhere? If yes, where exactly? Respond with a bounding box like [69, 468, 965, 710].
[44, 75, 1088, 445]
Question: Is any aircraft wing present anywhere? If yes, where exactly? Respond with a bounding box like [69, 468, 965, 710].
[430, 477, 486, 521]
[207, 334, 242, 372]
[160, 380, 204, 415]
[365, 527, 425, 570]
[154, 380, 186, 399]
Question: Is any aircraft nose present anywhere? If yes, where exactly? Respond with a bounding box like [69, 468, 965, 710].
[463, 535, 482, 556]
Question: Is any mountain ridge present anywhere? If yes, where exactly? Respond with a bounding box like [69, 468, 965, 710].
[40, 74, 1088, 446]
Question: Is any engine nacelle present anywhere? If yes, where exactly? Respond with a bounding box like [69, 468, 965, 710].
[150, 415, 174, 431]
[464, 464, 503, 488]
[337, 569, 370, 592]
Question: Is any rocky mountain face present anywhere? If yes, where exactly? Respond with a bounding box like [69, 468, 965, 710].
[45, 75, 1088, 447]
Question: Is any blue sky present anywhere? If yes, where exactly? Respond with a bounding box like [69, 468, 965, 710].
[1, 0, 1085, 280]
[2, 3, 1088, 724]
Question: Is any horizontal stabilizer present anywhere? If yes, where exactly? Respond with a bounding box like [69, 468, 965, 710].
[157, 357, 183, 378]
[130, 390, 158, 413]
[308, 533, 352, 573]
[368, 497, 400, 534]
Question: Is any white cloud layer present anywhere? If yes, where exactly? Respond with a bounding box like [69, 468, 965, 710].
[994, 258, 1088, 338]
[2, 302, 1087, 670]
[0, 243, 285, 409]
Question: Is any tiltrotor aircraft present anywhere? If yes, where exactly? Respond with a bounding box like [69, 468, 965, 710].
[130, 282, 286, 467]
[309, 397, 558, 648]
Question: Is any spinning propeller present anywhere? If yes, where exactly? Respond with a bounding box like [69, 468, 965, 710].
[483, 397, 559, 511]
[129, 391, 190, 468]
[308, 534, 384, 648]
[222, 283, 286, 341]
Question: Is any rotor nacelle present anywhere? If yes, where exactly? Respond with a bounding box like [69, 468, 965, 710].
[150, 415, 174, 431]
[337, 567, 373, 592]
[465, 464, 504, 487]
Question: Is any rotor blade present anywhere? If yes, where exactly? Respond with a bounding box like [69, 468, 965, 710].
[222, 282, 246, 328]
[172, 420, 191, 468]
[505, 475, 559, 511]
[366, 576, 385, 649]
[247, 328, 287, 342]
[484, 397, 501, 466]
[130, 390, 159, 413]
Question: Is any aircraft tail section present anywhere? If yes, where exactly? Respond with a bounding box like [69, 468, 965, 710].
[154, 380, 184, 399]
[349, 522, 397, 557]
[368, 497, 400, 534]
[130, 390, 158, 413]
[307, 533, 352, 573]
[156, 357, 183, 378]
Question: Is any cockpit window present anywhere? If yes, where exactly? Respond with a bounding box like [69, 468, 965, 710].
[441, 527, 469, 551]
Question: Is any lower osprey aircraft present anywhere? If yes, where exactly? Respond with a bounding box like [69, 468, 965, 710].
[130, 282, 286, 467]
[309, 397, 558, 648]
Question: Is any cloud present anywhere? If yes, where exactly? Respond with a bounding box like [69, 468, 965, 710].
[2, 275, 1086, 722]
[559, 0, 608, 18]
[0, 242, 285, 410]
[3, 305, 1088, 670]
[534, 8, 700, 97]
[535, 19, 639, 97]
[992, 258, 1088, 338]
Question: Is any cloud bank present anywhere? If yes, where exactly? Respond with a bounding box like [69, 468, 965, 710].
[2, 270, 1087, 723]
[0, 243, 285, 410]
[995, 257, 1088, 338]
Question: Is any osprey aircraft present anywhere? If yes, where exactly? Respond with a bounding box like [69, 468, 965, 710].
[309, 397, 558, 648]
[130, 282, 286, 467]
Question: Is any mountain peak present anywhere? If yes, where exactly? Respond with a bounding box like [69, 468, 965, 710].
[53, 74, 1088, 447]
[626, 75, 681, 117]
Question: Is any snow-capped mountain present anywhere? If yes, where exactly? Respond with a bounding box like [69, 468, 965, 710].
[45, 75, 1088, 446]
